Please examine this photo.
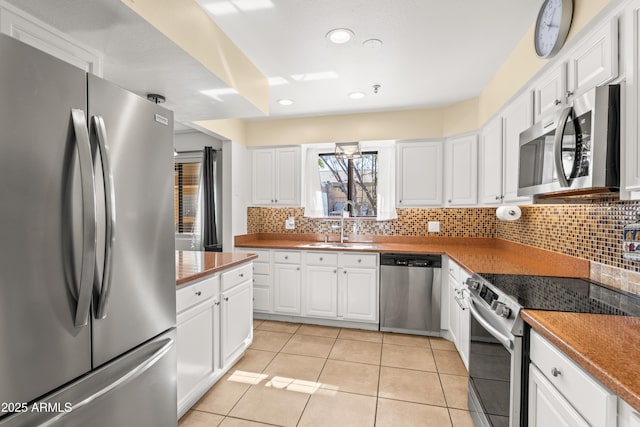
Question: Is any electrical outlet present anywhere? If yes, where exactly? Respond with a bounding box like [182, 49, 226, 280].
[285, 217, 295, 230]
[428, 221, 440, 233]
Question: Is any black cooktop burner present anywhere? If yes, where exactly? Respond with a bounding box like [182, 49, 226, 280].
[476, 273, 640, 316]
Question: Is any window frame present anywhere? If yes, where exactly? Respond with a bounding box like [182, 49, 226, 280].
[174, 151, 203, 236]
[318, 150, 378, 218]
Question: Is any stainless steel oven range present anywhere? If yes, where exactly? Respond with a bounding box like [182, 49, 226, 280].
[465, 273, 640, 427]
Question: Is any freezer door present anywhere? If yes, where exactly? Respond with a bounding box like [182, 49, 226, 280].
[0, 330, 177, 427]
[88, 74, 176, 367]
[0, 34, 92, 406]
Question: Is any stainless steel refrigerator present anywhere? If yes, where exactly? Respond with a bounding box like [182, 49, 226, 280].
[0, 34, 177, 426]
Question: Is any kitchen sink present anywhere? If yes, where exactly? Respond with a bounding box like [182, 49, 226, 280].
[302, 242, 379, 250]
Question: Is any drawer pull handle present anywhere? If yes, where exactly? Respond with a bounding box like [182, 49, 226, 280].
[551, 368, 561, 377]
[215, 301, 220, 306]
[239, 273, 244, 277]
[333, 270, 337, 273]
[358, 259, 362, 263]
[284, 256, 288, 260]
[195, 291, 202, 296]
[320, 257, 323, 261]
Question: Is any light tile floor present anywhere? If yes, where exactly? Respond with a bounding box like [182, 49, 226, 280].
[179, 320, 475, 427]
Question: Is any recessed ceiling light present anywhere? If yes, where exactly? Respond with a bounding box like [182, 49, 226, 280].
[326, 28, 355, 44]
[278, 99, 294, 106]
[348, 92, 365, 100]
[363, 38, 383, 49]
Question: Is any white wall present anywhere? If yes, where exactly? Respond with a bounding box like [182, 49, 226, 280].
[174, 130, 223, 151]
[222, 139, 250, 251]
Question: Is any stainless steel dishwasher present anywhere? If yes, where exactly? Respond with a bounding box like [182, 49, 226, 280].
[379, 253, 442, 335]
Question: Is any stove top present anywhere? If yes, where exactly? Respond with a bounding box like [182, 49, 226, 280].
[476, 273, 640, 316]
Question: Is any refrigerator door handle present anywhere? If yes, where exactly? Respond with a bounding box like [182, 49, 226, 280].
[71, 109, 96, 328]
[91, 115, 116, 319]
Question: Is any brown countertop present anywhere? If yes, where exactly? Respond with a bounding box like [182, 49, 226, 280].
[235, 233, 589, 278]
[522, 310, 640, 411]
[176, 251, 258, 286]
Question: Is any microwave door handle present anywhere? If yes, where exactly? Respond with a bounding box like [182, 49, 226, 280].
[553, 106, 573, 187]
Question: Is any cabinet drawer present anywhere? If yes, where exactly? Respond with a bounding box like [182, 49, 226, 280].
[221, 263, 253, 292]
[245, 249, 270, 262]
[305, 251, 338, 266]
[253, 273, 270, 286]
[530, 331, 616, 427]
[253, 262, 270, 275]
[273, 251, 301, 264]
[176, 275, 218, 313]
[341, 253, 377, 268]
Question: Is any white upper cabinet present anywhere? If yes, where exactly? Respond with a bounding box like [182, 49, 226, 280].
[396, 140, 444, 206]
[534, 17, 618, 123]
[0, 3, 103, 76]
[445, 134, 478, 206]
[567, 17, 619, 100]
[251, 147, 301, 206]
[534, 63, 567, 122]
[625, 1, 640, 195]
[479, 116, 503, 204]
[502, 91, 534, 204]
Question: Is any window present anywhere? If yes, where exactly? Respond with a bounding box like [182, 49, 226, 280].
[318, 152, 378, 217]
[174, 156, 202, 234]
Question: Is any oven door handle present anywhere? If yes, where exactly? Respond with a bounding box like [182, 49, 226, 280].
[468, 298, 513, 351]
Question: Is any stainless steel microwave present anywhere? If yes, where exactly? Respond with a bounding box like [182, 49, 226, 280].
[517, 84, 620, 198]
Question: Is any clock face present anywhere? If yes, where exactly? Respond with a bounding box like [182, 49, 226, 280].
[535, 0, 573, 58]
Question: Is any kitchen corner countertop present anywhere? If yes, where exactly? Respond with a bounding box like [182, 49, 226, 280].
[176, 251, 258, 286]
[522, 310, 640, 412]
[234, 233, 590, 278]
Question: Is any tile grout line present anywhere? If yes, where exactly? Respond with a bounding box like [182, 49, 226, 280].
[294, 326, 342, 427]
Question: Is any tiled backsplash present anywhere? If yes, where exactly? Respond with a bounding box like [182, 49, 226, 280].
[248, 197, 640, 275]
[247, 207, 498, 238]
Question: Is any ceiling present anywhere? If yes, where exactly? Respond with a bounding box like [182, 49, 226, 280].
[6, 0, 544, 124]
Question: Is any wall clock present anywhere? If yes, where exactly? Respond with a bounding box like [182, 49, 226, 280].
[534, 0, 574, 58]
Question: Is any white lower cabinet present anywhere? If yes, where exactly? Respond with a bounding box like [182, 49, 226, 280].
[443, 257, 470, 370]
[528, 330, 616, 427]
[176, 262, 253, 419]
[221, 279, 253, 367]
[306, 265, 339, 318]
[340, 267, 378, 322]
[274, 263, 302, 314]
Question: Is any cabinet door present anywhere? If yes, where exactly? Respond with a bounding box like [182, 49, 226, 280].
[446, 134, 478, 206]
[252, 149, 275, 204]
[221, 281, 252, 368]
[305, 266, 338, 318]
[502, 91, 534, 203]
[448, 274, 460, 345]
[567, 18, 618, 99]
[273, 263, 302, 314]
[397, 141, 443, 206]
[479, 117, 503, 204]
[534, 64, 567, 122]
[625, 1, 640, 193]
[340, 268, 377, 322]
[529, 364, 590, 427]
[274, 148, 300, 205]
[177, 302, 214, 411]
[253, 284, 271, 312]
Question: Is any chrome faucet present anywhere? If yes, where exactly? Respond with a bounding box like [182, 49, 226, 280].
[340, 200, 354, 243]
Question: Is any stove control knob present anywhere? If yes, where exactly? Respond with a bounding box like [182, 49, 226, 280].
[497, 305, 512, 319]
[466, 279, 480, 291]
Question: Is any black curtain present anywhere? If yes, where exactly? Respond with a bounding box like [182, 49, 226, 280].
[202, 146, 219, 250]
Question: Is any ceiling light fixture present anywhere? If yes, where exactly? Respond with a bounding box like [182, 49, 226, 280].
[348, 92, 365, 100]
[278, 99, 294, 106]
[363, 38, 383, 49]
[326, 28, 355, 44]
[335, 141, 361, 159]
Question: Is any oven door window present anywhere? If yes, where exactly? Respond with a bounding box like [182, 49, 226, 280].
[469, 313, 512, 426]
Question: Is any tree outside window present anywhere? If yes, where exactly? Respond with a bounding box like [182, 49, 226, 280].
[318, 152, 378, 217]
